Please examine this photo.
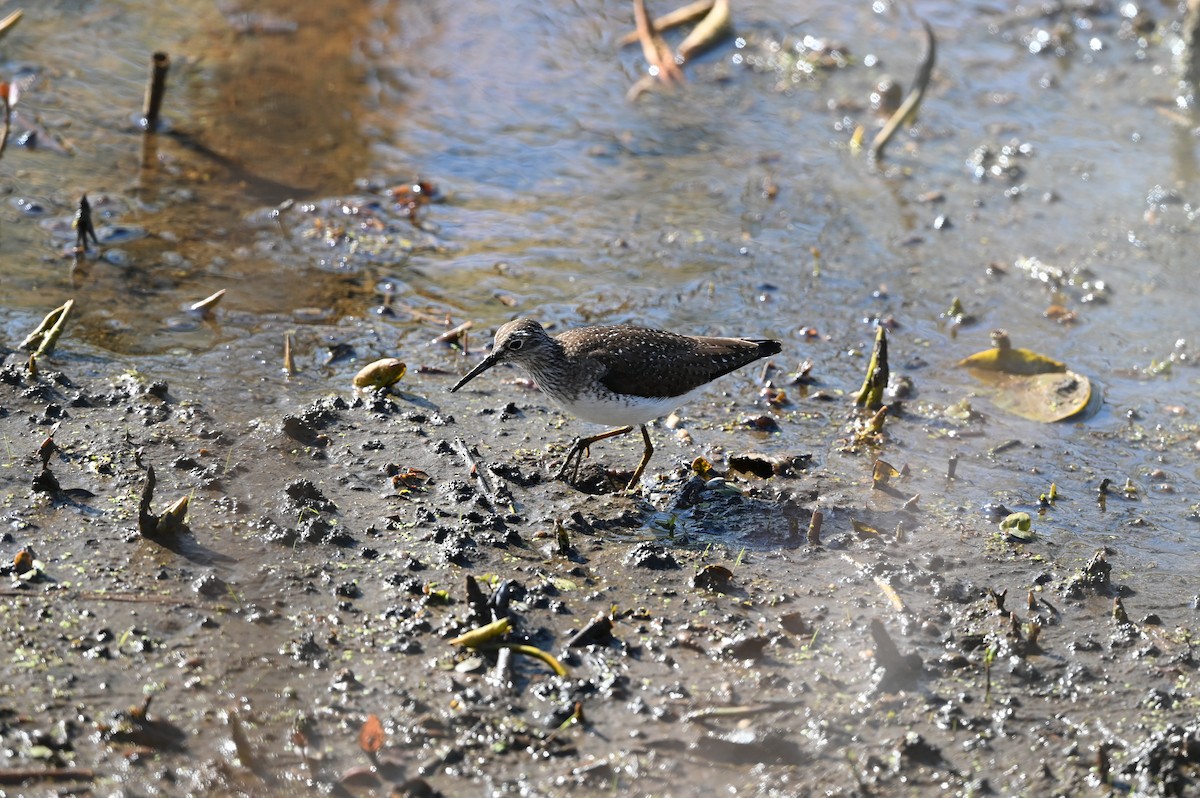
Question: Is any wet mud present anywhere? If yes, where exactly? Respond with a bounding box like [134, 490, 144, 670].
[1, 348, 1198, 797]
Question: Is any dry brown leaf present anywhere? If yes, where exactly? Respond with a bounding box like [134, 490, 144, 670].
[359, 713, 385, 755]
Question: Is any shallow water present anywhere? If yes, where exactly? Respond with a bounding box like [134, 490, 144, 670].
[0, 1, 1197, 587]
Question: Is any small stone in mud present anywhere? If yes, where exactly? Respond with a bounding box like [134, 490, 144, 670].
[624, 542, 679, 570]
[693, 564, 734, 592]
[719, 634, 771, 661]
[335, 581, 362, 599]
[192, 573, 228, 598]
[330, 668, 362, 692]
[779, 612, 814, 636]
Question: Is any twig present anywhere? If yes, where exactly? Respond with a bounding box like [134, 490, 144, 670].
[631, 0, 683, 92]
[618, 0, 713, 45]
[141, 52, 170, 131]
[873, 575, 905, 612]
[452, 437, 510, 509]
[807, 509, 823, 545]
[431, 320, 472, 347]
[34, 299, 73, 358]
[871, 20, 937, 160]
[0, 767, 95, 785]
[0, 84, 10, 162]
[20, 300, 75, 357]
[283, 332, 296, 376]
[0, 589, 194, 606]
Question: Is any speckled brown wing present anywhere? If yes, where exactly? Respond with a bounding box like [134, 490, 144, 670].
[556, 325, 782, 399]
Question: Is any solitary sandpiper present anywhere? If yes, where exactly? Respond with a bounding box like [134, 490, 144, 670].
[449, 318, 782, 491]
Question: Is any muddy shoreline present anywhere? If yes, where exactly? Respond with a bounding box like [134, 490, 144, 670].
[1, 345, 1198, 797]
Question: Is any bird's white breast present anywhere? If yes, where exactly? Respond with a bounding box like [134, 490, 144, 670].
[549, 387, 705, 426]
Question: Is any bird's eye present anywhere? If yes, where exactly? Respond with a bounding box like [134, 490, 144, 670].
[507, 339, 524, 351]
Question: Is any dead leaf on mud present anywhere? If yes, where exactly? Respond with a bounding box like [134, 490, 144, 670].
[359, 713, 386, 756]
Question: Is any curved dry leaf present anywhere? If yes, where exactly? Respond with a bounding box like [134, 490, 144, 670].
[353, 358, 407, 390]
[618, 0, 713, 46]
[449, 617, 512, 647]
[957, 346, 1065, 375]
[870, 20, 936, 160]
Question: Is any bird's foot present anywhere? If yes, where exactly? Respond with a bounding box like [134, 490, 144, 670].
[555, 440, 590, 485]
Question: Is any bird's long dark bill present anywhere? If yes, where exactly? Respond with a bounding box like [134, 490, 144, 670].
[449, 353, 500, 392]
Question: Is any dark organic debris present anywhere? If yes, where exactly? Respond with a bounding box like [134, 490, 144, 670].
[97, 696, 186, 751]
[1120, 722, 1200, 797]
[566, 612, 615, 649]
[624, 542, 679, 570]
[137, 465, 190, 540]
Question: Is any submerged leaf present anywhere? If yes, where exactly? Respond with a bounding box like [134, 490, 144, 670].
[959, 331, 1090, 422]
[971, 369, 1092, 423]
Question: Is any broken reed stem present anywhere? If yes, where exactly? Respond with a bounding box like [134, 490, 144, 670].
[283, 332, 296, 376]
[142, 51, 170, 131]
[854, 325, 888, 409]
[35, 299, 74, 358]
[21, 300, 75, 357]
[807, 509, 823, 546]
[0, 89, 10, 162]
[431, 320, 472, 347]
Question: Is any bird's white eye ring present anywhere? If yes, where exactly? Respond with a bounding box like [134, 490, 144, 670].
[507, 339, 524, 351]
